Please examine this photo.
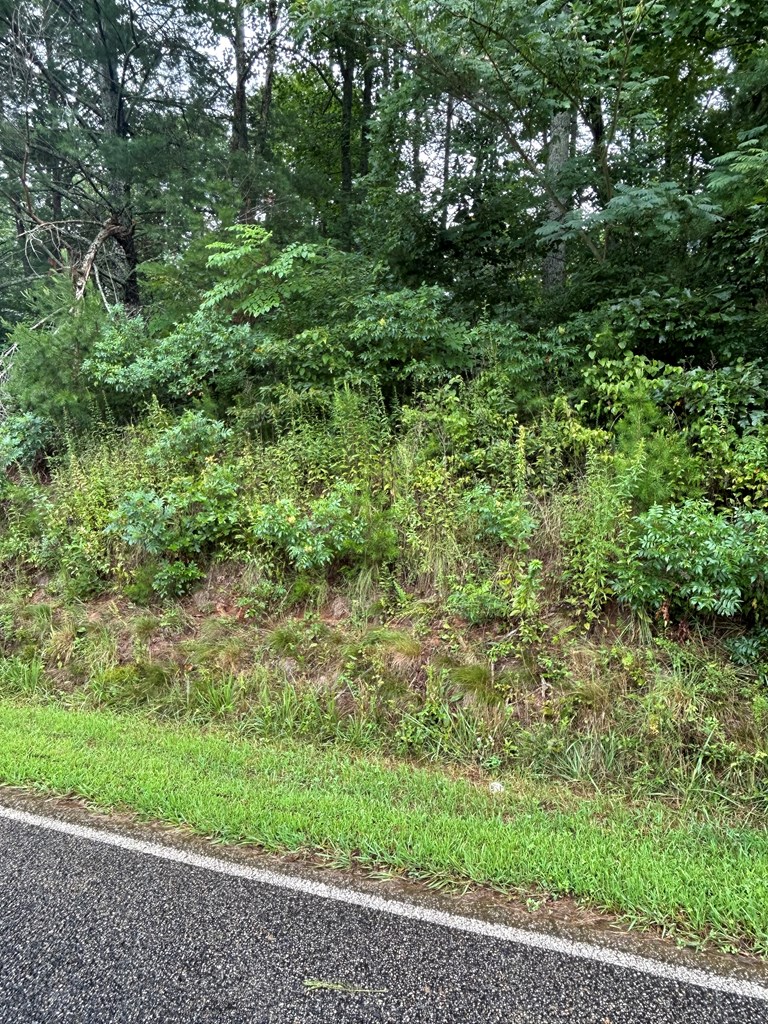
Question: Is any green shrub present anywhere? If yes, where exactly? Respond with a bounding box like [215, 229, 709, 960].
[558, 450, 635, 621]
[0, 413, 54, 470]
[447, 579, 510, 624]
[151, 560, 205, 599]
[615, 500, 768, 620]
[3, 280, 107, 432]
[526, 399, 610, 490]
[656, 361, 768, 432]
[585, 286, 747, 364]
[107, 461, 245, 560]
[613, 397, 704, 510]
[696, 422, 768, 509]
[145, 411, 231, 473]
[84, 307, 255, 409]
[106, 489, 179, 556]
[456, 483, 536, 550]
[252, 483, 370, 570]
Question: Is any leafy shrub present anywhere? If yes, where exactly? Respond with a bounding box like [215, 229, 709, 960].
[2, 279, 107, 432]
[106, 489, 178, 556]
[658, 361, 768, 432]
[152, 560, 205, 599]
[558, 450, 636, 621]
[390, 455, 463, 588]
[84, 308, 256, 409]
[27, 436, 144, 597]
[252, 483, 369, 570]
[583, 285, 746, 364]
[696, 422, 768, 509]
[145, 411, 231, 472]
[0, 413, 53, 470]
[525, 399, 610, 490]
[398, 349, 578, 487]
[456, 484, 535, 550]
[348, 286, 473, 381]
[615, 500, 768, 620]
[586, 348, 768, 438]
[613, 396, 704, 510]
[107, 462, 245, 561]
[86, 227, 575, 414]
[398, 377, 518, 482]
[0, 479, 50, 563]
[447, 579, 510, 624]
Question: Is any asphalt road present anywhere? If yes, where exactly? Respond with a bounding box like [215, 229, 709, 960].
[0, 808, 765, 1023]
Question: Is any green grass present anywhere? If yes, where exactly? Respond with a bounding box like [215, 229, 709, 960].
[0, 697, 766, 955]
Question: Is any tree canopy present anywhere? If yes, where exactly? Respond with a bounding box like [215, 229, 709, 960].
[0, 1, 764, 340]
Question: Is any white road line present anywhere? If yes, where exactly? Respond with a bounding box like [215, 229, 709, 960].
[0, 803, 766, 1003]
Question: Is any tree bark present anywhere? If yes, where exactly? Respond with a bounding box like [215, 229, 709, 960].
[229, 0, 254, 218]
[93, 0, 140, 307]
[412, 110, 425, 193]
[360, 34, 374, 177]
[257, 0, 279, 160]
[542, 108, 572, 293]
[43, 35, 64, 236]
[584, 95, 612, 207]
[440, 95, 454, 232]
[339, 40, 355, 249]
[231, 0, 249, 155]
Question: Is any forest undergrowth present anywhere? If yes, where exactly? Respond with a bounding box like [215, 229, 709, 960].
[3, 358, 768, 814]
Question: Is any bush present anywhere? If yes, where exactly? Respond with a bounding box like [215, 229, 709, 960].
[558, 449, 635, 621]
[145, 411, 231, 473]
[106, 462, 245, 560]
[615, 500, 768, 620]
[2, 280, 107, 432]
[252, 484, 372, 570]
[0, 413, 54, 470]
[456, 484, 536, 550]
[106, 489, 180, 556]
[696, 422, 768, 509]
[613, 396, 704, 510]
[447, 579, 510, 624]
[84, 307, 256, 410]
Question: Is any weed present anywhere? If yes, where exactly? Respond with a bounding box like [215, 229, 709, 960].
[0, 657, 47, 695]
[87, 662, 174, 709]
[187, 672, 245, 719]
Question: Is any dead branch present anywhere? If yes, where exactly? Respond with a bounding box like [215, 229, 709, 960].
[73, 218, 123, 300]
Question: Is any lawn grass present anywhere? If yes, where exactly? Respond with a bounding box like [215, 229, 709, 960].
[0, 697, 766, 955]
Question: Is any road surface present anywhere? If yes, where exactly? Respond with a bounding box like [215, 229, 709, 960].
[0, 804, 765, 1023]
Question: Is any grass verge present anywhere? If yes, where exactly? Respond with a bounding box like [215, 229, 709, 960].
[0, 697, 766, 956]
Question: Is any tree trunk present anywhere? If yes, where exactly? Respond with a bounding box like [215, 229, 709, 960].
[93, 0, 140, 307]
[584, 95, 612, 207]
[542, 108, 571, 293]
[412, 110, 425, 193]
[339, 40, 355, 249]
[440, 95, 454, 232]
[229, 0, 253, 217]
[114, 222, 141, 308]
[360, 34, 374, 177]
[231, 0, 249, 155]
[44, 35, 63, 236]
[257, 0, 279, 160]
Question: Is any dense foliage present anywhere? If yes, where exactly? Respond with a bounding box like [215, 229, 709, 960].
[1, 1, 768, 805]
